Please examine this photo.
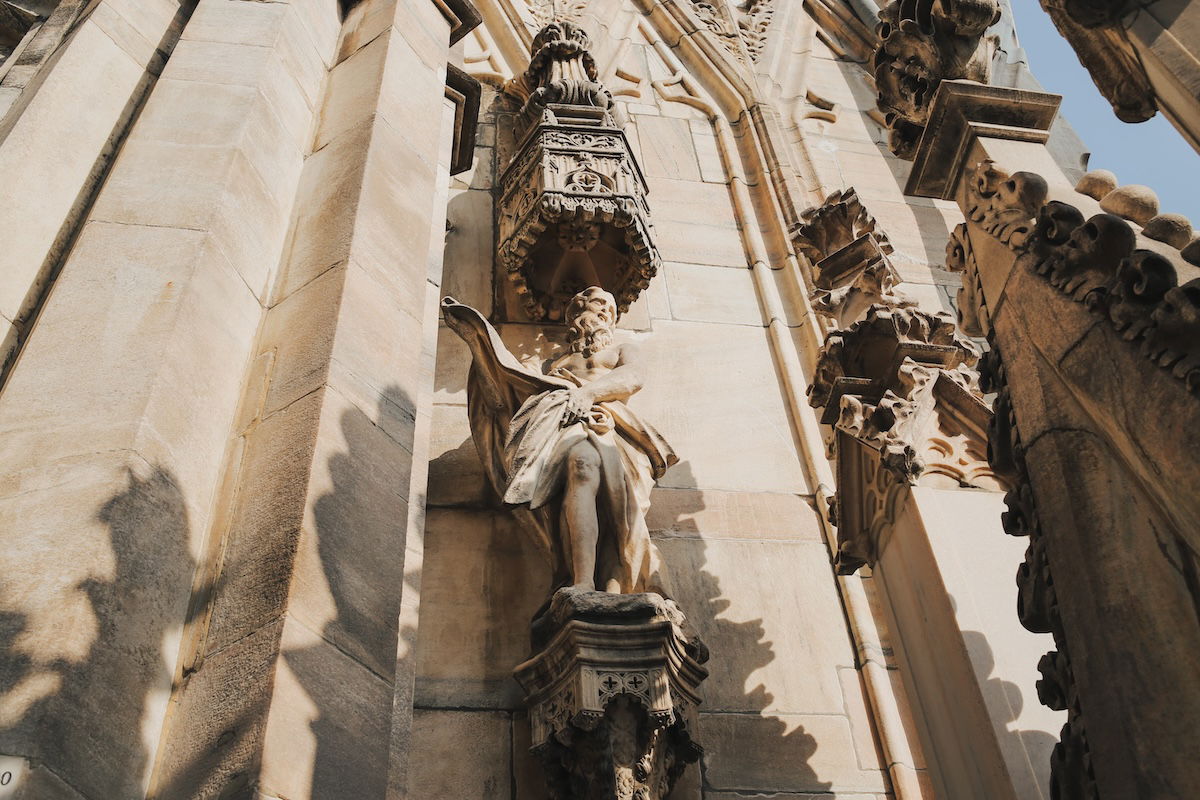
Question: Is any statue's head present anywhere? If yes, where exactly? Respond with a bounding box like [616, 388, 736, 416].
[566, 286, 617, 357]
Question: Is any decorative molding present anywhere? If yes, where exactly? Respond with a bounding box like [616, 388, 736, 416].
[872, 0, 1001, 158]
[962, 160, 1200, 394]
[515, 589, 708, 800]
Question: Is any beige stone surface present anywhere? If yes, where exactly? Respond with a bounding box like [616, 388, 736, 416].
[646, 488, 822, 541]
[634, 320, 809, 494]
[701, 712, 889, 794]
[637, 115, 703, 181]
[645, 177, 746, 267]
[663, 262, 763, 325]
[259, 616, 396, 800]
[427, 403, 490, 507]
[655, 538, 852, 715]
[414, 509, 549, 708]
[408, 710, 512, 798]
[0, 19, 146, 330]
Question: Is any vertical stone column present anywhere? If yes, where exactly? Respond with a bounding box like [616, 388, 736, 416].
[808, 304, 1062, 799]
[0, 0, 192, 372]
[0, 3, 335, 798]
[147, 1, 479, 798]
[908, 79, 1200, 798]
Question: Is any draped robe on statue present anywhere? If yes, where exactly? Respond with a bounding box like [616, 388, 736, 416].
[441, 298, 677, 596]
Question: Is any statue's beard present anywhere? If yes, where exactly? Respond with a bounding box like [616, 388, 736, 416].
[569, 312, 614, 357]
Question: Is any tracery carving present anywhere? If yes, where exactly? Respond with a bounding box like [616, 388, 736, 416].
[808, 305, 993, 572]
[962, 160, 1200, 393]
[873, 0, 1001, 158]
[498, 24, 661, 321]
[793, 188, 914, 329]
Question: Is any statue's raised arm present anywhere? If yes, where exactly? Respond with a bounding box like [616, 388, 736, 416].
[441, 287, 677, 598]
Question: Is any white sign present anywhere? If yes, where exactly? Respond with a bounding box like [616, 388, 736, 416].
[0, 755, 25, 798]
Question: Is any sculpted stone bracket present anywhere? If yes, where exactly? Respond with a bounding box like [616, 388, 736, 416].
[515, 590, 708, 800]
[499, 23, 661, 321]
[808, 306, 993, 572]
[792, 187, 914, 329]
[872, 0, 1001, 158]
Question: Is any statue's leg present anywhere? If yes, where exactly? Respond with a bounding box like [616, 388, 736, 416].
[564, 439, 602, 591]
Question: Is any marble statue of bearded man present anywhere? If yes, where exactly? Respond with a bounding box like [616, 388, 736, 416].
[441, 287, 677, 597]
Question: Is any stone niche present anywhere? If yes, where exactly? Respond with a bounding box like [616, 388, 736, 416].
[497, 22, 661, 322]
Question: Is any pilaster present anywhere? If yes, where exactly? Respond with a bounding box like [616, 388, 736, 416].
[911, 78, 1200, 798]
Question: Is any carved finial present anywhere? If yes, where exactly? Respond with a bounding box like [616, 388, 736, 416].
[872, 0, 1001, 158]
[505, 21, 613, 115]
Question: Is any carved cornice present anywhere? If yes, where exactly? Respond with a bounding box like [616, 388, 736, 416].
[961, 160, 1200, 394]
[496, 113, 661, 321]
[808, 305, 994, 572]
[979, 343, 1098, 799]
[872, 0, 1001, 158]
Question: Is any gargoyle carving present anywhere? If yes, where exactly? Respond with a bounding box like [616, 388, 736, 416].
[873, 0, 1001, 158]
[958, 160, 1200, 394]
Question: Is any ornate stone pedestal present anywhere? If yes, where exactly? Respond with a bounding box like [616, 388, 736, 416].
[514, 589, 708, 800]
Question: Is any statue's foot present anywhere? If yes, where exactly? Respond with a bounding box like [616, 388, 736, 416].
[567, 581, 596, 593]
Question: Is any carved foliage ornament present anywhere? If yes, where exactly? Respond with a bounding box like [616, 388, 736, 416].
[793, 188, 914, 329]
[808, 305, 991, 572]
[505, 21, 613, 115]
[963, 160, 1200, 394]
[873, 0, 1001, 158]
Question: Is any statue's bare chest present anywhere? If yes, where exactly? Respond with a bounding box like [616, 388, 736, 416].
[550, 347, 620, 381]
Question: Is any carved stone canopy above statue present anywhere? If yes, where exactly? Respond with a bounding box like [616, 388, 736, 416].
[873, 0, 1001, 158]
[498, 23, 661, 322]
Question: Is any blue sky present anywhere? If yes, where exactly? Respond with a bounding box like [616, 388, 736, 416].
[1009, 0, 1199, 222]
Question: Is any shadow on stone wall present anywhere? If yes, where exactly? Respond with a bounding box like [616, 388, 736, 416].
[285, 384, 419, 799]
[960, 628, 1057, 791]
[656, 461, 832, 797]
[0, 465, 197, 797]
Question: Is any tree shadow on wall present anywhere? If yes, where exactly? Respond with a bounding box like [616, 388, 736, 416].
[654, 461, 833, 798]
[0, 465, 197, 798]
[960, 628, 1059, 797]
[282, 384, 421, 800]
